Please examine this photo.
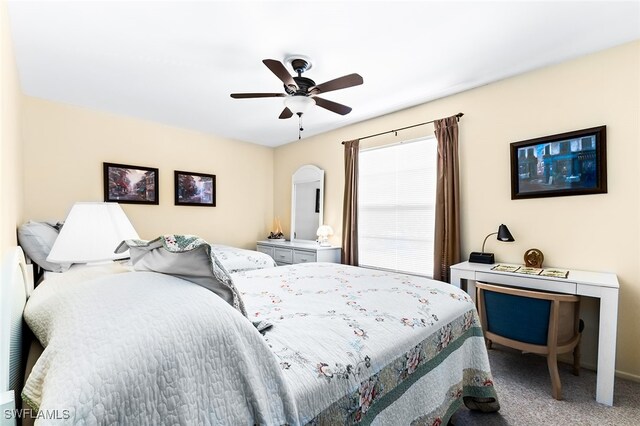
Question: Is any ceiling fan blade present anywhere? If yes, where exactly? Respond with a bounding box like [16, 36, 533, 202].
[230, 93, 285, 99]
[310, 73, 363, 95]
[263, 59, 298, 90]
[313, 97, 352, 115]
[279, 107, 293, 119]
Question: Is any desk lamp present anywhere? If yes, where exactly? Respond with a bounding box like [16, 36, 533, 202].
[469, 224, 514, 264]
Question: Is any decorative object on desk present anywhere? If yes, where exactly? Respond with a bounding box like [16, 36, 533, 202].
[469, 224, 515, 264]
[316, 225, 334, 247]
[103, 162, 158, 205]
[267, 217, 285, 241]
[174, 171, 216, 206]
[510, 126, 607, 200]
[524, 248, 544, 268]
[540, 268, 570, 279]
[47, 202, 139, 264]
[515, 266, 543, 275]
[491, 264, 519, 273]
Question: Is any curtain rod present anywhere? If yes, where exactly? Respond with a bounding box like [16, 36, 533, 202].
[341, 112, 464, 145]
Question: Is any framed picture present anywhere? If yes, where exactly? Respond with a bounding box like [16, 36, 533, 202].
[174, 170, 216, 207]
[103, 162, 158, 205]
[510, 126, 607, 200]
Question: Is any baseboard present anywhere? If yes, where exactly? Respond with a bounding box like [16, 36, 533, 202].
[615, 369, 640, 383]
[508, 347, 640, 383]
[560, 359, 640, 383]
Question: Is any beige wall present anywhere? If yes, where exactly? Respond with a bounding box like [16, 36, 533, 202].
[0, 1, 24, 258]
[22, 97, 274, 249]
[274, 41, 640, 379]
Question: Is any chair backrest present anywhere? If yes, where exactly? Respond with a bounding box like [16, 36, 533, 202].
[483, 290, 551, 345]
[476, 282, 580, 349]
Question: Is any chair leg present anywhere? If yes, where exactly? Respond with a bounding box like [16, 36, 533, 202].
[547, 353, 562, 400]
[572, 343, 581, 376]
[485, 338, 492, 350]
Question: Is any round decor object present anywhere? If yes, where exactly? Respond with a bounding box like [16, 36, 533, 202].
[524, 248, 544, 268]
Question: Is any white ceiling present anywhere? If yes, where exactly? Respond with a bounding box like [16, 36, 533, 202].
[7, 1, 640, 147]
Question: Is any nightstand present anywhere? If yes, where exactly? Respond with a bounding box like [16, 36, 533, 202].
[256, 240, 341, 266]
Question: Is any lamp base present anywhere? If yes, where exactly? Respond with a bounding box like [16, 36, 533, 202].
[469, 252, 495, 264]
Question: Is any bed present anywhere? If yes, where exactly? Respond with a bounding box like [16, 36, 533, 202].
[209, 244, 276, 273]
[17, 220, 276, 278]
[8, 242, 499, 425]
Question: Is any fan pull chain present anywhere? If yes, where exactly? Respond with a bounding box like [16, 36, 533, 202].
[298, 113, 304, 140]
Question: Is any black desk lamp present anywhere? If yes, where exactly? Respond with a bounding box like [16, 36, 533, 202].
[469, 224, 515, 264]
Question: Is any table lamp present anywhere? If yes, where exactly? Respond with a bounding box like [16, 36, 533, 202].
[316, 225, 334, 247]
[47, 202, 139, 264]
[469, 224, 514, 264]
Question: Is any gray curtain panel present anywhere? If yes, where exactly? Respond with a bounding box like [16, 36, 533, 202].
[433, 116, 461, 282]
[341, 139, 360, 266]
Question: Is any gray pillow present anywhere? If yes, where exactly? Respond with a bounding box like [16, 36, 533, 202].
[115, 235, 247, 316]
[17, 221, 71, 273]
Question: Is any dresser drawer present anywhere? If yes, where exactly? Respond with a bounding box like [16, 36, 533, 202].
[273, 248, 293, 264]
[476, 272, 577, 295]
[293, 250, 316, 264]
[256, 245, 274, 257]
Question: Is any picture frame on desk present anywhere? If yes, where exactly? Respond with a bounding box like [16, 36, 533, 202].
[510, 126, 607, 200]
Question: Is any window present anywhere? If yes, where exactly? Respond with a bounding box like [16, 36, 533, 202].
[358, 137, 437, 277]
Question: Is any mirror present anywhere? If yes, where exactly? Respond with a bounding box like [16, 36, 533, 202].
[291, 165, 324, 241]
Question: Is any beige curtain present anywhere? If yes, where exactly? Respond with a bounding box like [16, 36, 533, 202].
[433, 116, 461, 282]
[341, 139, 360, 266]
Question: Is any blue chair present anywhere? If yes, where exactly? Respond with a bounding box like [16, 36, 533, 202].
[476, 282, 583, 400]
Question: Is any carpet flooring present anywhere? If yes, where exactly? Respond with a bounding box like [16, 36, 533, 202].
[451, 345, 640, 425]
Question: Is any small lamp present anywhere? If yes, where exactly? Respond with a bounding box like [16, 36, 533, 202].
[469, 224, 515, 264]
[47, 202, 139, 264]
[316, 225, 334, 247]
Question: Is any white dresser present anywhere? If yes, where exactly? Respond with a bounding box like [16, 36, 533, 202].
[256, 240, 341, 266]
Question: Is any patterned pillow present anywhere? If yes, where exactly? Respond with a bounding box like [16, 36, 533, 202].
[115, 235, 247, 316]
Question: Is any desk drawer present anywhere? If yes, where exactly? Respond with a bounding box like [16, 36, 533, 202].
[293, 250, 316, 264]
[274, 248, 293, 264]
[476, 272, 577, 295]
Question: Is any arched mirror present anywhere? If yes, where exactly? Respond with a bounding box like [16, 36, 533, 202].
[291, 165, 324, 242]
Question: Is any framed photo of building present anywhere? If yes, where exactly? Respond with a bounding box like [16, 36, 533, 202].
[103, 162, 158, 205]
[510, 126, 607, 200]
[174, 170, 216, 207]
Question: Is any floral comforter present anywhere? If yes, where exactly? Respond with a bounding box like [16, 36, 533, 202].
[235, 263, 499, 425]
[210, 244, 276, 274]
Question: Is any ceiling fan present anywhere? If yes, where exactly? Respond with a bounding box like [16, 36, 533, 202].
[230, 56, 363, 123]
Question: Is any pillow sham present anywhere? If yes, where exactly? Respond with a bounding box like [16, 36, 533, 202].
[115, 235, 247, 316]
[17, 221, 71, 273]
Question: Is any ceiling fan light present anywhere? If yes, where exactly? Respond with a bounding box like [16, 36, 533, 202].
[284, 96, 315, 114]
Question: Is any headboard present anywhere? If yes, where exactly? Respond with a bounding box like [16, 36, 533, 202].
[0, 247, 29, 397]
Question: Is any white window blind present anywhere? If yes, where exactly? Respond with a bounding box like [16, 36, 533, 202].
[358, 137, 437, 277]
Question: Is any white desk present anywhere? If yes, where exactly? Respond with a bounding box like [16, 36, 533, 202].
[450, 261, 619, 406]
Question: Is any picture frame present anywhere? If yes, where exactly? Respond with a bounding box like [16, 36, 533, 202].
[103, 162, 158, 205]
[510, 126, 607, 200]
[174, 170, 216, 207]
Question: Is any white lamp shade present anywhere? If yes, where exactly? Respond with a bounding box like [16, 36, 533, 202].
[47, 202, 140, 263]
[284, 95, 315, 114]
[316, 225, 334, 237]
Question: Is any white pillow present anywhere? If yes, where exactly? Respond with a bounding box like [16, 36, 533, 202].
[17, 221, 71, 273]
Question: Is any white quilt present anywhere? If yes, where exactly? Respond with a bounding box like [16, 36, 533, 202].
[22, 263, 297, 425]
[210, 244, 276, 274]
